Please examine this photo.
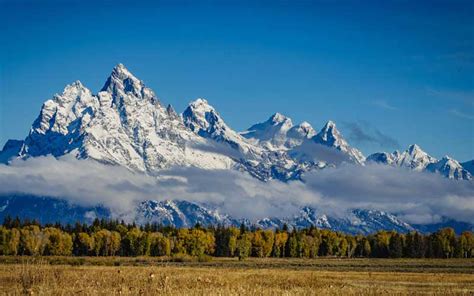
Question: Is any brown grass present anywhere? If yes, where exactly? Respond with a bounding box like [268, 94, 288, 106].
[0, 257, 473, 295]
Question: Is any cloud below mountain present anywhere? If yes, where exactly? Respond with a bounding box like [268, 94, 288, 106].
[1, 156, 473, 225]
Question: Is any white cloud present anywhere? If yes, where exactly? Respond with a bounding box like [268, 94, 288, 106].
[0, 156, 473, 224]
[449, 109, 474, 120]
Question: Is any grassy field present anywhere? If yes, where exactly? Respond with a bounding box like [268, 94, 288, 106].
[0, 257, 473, 295]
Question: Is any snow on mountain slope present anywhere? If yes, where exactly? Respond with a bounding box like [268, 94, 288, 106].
[255, 207, 415, 234]
[15, 64, 239, 173]
[367, 145, 470, 180]
[181, 99, 315, 181]
[6, 64, 322, 180]
[0, 195, 419, 234]
[9, 63, 469, 182]
[288, 120, 365, 165]
[311, 121, 366, 164]
[21, 80, 98, 158]
[241, 113, 315, 150]
[135, 200, 237, 227]
[183, 98, 264, 159]
[134, 200, 417, 234]
[367, 144, 436, 169]
[287, 121, 317, 146]
[426, 156, 471, 180]
[392, 144, 437, 171]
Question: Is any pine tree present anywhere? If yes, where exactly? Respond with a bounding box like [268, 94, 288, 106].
[389, 233, 403, 258]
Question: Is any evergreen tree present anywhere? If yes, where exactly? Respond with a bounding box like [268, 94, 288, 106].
[389, 233, 403, 258]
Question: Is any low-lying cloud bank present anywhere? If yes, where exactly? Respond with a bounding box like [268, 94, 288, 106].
[0, 156, 473, 225]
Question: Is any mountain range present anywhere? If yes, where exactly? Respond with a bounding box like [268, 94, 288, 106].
[0, 64, 472, 234]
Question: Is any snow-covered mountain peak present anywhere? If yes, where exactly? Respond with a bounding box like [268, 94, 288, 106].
[397, 144, 436, 171]
[19, 80, 98, 157]
[67, 80, 85, 90]
[183, 98, 220, 132]
[407, 144, 423, 155]
[100, 64, 159, 106]
[287, 121, 316, 141]
[316, 120, 339, 142]
[183, 99, 263, 158]
[240, 113, 299, 150]
[366, 145, 470, 179]
[426, 155, 471, 180]
[270, 112, 291, 124]
[299, 121, 313, 130]
[55, 80, 92, 102]
[324, 120, 337, 128]
[312, 120, 365, 164]
[3, 65, 468, 183]
[188, 98, 214, 112]
[109, 63, 138, 83]
[368, 144, 436, 171]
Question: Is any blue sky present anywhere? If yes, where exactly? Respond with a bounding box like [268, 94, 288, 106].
[1, 0, 473, 161]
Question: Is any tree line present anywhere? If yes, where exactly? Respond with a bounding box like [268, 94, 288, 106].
[0, 216, 472, 259]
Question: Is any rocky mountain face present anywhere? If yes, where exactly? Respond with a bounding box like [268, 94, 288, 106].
[6, 195, 468, 234]
[0, 196, 418, 235]
[12, 65, 239, 174]
[2, 64, 471, 180]
[1, 64, 472, 233]
[241, 113, 315, 150]
[367, 144, 472, 180]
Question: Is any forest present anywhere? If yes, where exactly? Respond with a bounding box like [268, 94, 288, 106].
[0, 216, 472, 259]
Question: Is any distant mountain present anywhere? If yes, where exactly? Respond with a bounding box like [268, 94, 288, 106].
[0, 195, 110, 225]
[367, 144, 436, 170]
[3, 195, 470, 234]
[135, 200, 238, 228]
[255, 207, 415, 234]
[183, 98, 264, 160]
[0, 195, 420, 235]
[412, 218, 474, 234]
[309, 121, 366, 164]
[241, 113, 315, 150]
[367, 144, 471, 180]
[426, 156, 471, 180]
[288, 120, 365, 166]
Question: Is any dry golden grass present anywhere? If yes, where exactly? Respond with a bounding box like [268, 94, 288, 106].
[0, 258, 473, 295]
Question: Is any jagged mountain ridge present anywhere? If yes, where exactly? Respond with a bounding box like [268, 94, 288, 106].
[0, 195, 420, 235]
[0, 64, 368, 182]
[240, 113, 316, 150]
[367, 144, 472, 180]
[16, 65, 238, 174]
[0, 64, 472, 234]
[5, 195, 470, 234]
[2, 64, 471, 181]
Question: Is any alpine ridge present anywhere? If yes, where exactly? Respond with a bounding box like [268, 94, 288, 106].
[1, 64, 472, 233]
[367, 144, 472, 180]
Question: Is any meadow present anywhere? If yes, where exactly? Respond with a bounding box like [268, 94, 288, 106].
[0, 257, 473, 295]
